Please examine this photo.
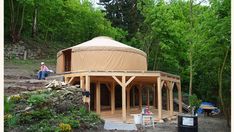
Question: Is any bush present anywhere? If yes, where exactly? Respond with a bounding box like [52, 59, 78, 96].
[4, 114, 19, 128]
[189, 94, 202, 114]
[59, 123, 72, 132]
[4, 96, 14, 113]
[27, 93, 49, 106]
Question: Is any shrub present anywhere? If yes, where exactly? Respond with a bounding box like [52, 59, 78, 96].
[4, 96, 14, 113]
[189, 94, 202, 115]
[27, 93, 49, 106]
[4, 114, 18, 128]
[59, 123, 72, 132]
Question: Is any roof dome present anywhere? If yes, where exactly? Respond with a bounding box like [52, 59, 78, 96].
[69, 36, 146, 57]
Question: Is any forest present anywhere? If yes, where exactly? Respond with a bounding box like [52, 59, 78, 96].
[4, 0, 230, 127]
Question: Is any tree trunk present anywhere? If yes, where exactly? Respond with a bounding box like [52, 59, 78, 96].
[32, 5, 38, 38]
[189, 45, 193, 96]
[18, 5, 25, 38]
[218, 46, 230, 127]
[189, 0, 194, 97]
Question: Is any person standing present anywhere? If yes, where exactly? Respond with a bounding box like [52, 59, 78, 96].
[38, 62, 49, 80]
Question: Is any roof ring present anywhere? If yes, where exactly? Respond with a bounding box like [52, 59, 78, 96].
[92, 36, 113, 40]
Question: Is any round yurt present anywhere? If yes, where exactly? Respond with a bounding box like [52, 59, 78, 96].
[56, 36, 147, 74]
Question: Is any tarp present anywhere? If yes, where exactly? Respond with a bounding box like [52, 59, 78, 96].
[196, 102, 220, 115]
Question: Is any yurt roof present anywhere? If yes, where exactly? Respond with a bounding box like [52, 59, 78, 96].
[57, 36, 146, 57]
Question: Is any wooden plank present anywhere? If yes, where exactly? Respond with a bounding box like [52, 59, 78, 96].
[147, 88, 150, 106]
[96, 81, 101, 114]
[169, 86, 174, 117]
[176, 82, 183, 113]
[132, 88, 135, 107]
[125, 76, 135, 86]
[85, 75, 90, 111]
[111, 82, 115, 114]
[167, 88, 170, 110]
[157, 77, 162, 121]
[80, 76, 85, 103]
[127, 89, 130, 111]
[68, 77, 74, 84]
[122, 76, 127, 122]
[161, 77, 180, 83]
[138, 85, 142, 109]
[112, 76, 122, 86]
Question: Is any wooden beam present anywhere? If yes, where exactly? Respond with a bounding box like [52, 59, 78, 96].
[169, 85, 174, 117]
[176, 82, 182, 113]
[157, 77, 162, 121]
[147, 88, 150, 106]
[68, 77, 74, 84]
[153, 84, 156, 107]
[161, 77, 180, 83]
[122, 76, 127, 122]
[111, 82, 115, 114]
[85, 75, 90, 111]
[167, 88, 170, 111]
[96, 81, 101, 114]
[132, 88, 135, 107]
[80, 76, 85, 103]
[112, 76, 122, 86]
[160, 80, 164, 89]
[138, 85, 142, 109]
[127, 88, 130, 111]
[125, 76, 135, 86]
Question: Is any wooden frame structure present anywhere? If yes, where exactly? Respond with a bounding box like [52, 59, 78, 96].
[62, 70, 182, 123]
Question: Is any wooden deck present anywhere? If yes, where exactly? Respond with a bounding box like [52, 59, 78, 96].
[99, 107, 178, 123]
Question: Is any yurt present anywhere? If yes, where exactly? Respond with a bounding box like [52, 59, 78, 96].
[55, 36, 182, 123]
[56, 36, 147, 73]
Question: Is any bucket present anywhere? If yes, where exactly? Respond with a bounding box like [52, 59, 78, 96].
[178, 114, 198, 132]
[133, 114, 142, 124]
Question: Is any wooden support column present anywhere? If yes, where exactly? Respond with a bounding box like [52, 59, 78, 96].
[133, 88, 135, 107]
[153, 84, 156, 108]
[138, 85, 142, 109]
[80, 76, 85, 103]
[85, 75, 90, 111]
[127, 88, 130, 111]
[122, 76, 127, 122]
[157, 77, 163, 121]
[169, 82, 174, 118]
[147, 88, 150, 106]
[167, 88, 170, 111]
[96, 81, 101, 114]
[112, 76, 135, 122]
[111, 82, 115, 114]
[177, 82, 182, 113]
[155, 84, 158, 109]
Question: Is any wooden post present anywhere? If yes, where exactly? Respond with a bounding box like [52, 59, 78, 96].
[157, 77, 162, 121]
[127, 88, 130, 111]
[133, 88, 135, 107]
[85, 75, 90, 111]
[153, 84, 156, 108]
[147, 88, 150, 106]
[138, 85, 142, 110]
[169, 82, 174, 118]
[80, 76, 85, 103]
[155, 84, 158, 109]
[122, 76, 127, 122]
[167, 88, 170, 111]
[96, 81, 101, 114]
[111, 82, 115, 114]
[177, 82, 182, 113]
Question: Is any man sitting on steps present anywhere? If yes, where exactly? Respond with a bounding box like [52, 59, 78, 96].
[37, 62, 53, 80]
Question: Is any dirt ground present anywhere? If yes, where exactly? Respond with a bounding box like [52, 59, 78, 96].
[4, 60, 231, 132]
